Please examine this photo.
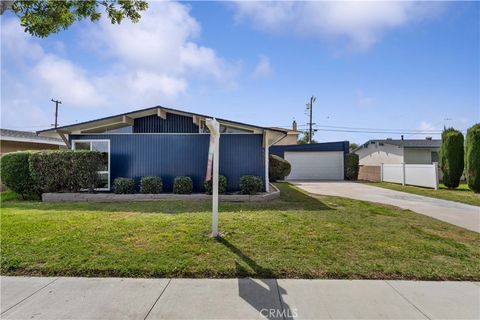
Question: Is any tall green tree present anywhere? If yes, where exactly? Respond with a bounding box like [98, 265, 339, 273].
[297, 132, 317, 145]
[1, 0, 148, 38]
[440, 127, 464, 189]
[465, 123, 480, 193]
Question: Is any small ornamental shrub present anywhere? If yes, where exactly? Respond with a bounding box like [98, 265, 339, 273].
[29, 150, 103, 192]
[465, 123, 480, 193]
[140, 176, 163, 194]
[440, 128, 464, 189]
[345, 153, 359, 181]
[239, 175, 263, 195]
[204, 175, 227, 195]
[0, 151, 39, 199]
[173, 176, 193, 194]
[113, 178, 135, 194]
[269, 155, 291, 181]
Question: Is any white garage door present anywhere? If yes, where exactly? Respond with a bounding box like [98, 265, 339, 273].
[284, 151, 344, 180]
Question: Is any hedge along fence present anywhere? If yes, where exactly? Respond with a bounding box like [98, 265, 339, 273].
[29, 150, 103, 193]
[440, 128, 464, 189]
[345, 153, 359, 181]
[0, 151, 39, 199]
[466, 123, 480, 193]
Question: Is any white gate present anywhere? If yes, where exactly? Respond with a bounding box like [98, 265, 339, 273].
[381, 163, 439, 189]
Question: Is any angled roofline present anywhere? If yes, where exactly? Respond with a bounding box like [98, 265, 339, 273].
[37, 105, 286, 136]
[352, 139, 441, 153]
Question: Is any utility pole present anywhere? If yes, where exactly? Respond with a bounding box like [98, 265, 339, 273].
[306, 95, 316, 144]
[51, 98, 62, 128]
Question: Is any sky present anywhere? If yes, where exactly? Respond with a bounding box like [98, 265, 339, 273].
[1, 1, 479, 144]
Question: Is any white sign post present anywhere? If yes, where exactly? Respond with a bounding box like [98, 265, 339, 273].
[205, 118, 220, 237]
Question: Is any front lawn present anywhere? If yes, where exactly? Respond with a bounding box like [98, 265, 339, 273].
[1, 183, 479, 280]
[367, 182, 480, 206]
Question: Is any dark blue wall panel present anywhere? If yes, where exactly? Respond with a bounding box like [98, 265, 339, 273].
[133, 114, 199, 133]
[70, 134, 265, 192]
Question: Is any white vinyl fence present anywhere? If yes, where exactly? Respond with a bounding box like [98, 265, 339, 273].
[381, 163, 439, 189]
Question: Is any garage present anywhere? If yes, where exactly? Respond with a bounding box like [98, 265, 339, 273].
[269, 141, 349, 181]
[284, 151, 344, 180]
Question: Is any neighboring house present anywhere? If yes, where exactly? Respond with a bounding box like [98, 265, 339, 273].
[37, 106, 285, 192]
[0, 129, 65, 154]
[354, 138, 441, 165]
[269, 121, 300, 145]
[353, 138, 441, 181]
[270, 141, 349, 180]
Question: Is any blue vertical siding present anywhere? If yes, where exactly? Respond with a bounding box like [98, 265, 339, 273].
[70, 134, 265, 192]
[133, 114, 199, 133]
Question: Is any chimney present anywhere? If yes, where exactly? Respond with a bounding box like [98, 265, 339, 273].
[292, 120, 297, 131]
[401, 135, 404, 140]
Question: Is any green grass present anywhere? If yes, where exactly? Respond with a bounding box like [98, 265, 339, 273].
[1, 183, 479, 280]
[367, 182, 480, 206]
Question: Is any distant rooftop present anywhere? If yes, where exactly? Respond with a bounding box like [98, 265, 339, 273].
[357, 138, 441, 150]
[1, 129, 65, 145]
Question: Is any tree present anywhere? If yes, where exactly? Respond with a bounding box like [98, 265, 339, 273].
[465, 123, 480, 193]
[297, 132, 317, 145]
[1, 0, 148, 38]
[349, 143, 359, 152]
[440, 127, 464, 189]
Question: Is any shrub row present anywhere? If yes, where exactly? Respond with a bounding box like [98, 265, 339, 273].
[1, 150, 103, 198]
[466, 124, 480, 193]
[113, 174, 263, 195]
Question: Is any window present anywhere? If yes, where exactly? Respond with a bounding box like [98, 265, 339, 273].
[72, 140, 110, 190]
[431, 151, 439, 163]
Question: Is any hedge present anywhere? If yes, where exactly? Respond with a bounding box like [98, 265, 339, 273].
[440, 128, 464, 189]
[173, 176, 193, 194]
[29, 150, 103, 192]
[0, 151, 39, 199]
[466, 123, 480, 193]
[269, 155, 291, 181]
[113, 178, 135, 194]
[140, 176, 163, 194]
[345, 153, 359, 181]
[204, 175, 227, 195]
[239, 175, 263, 195]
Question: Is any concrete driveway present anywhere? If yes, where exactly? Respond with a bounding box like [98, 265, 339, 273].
[292, 181, 480, 233]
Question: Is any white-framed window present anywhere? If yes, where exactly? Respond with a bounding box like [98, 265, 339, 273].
[72, 139, 111, 191]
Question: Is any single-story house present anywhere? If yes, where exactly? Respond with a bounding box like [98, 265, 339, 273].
[270, 141, 350, 180]
[353, 138, 441, 181]
[0, 129, 65, 155]
[269, 121, 300, 145]
[37, 106, 286, 192]
[354, 138, 441, 165]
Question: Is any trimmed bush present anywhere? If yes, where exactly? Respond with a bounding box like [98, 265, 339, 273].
[113, 178, 135, 194]
[140, 176, 163, 194]
[204, 175, 227, 195]
[466, 123, 480, 193]
[173, 176, 193, 194]
[239, 175, 263, 195]
[269, 155, 291, 182]
[0, 151, 39, 199]
[440, 128, 464, 189]
[29, 150, 103, 192]
[345, 153, 359, 181]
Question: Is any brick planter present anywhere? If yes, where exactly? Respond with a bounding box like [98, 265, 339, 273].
[42, 184, 280, 203]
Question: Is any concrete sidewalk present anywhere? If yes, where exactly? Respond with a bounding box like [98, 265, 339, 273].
[1, 277, 478, 319]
